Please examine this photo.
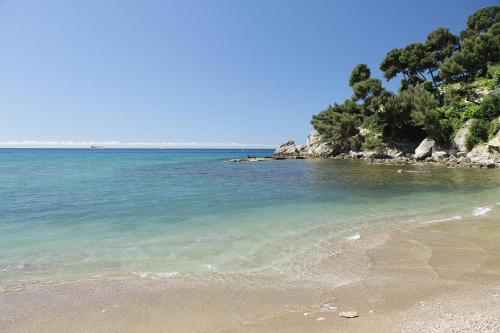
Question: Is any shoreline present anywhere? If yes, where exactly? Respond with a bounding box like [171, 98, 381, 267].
[2, 207, 499, 332]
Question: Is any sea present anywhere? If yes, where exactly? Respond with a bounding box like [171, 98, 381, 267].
[1, 148, 499, 289]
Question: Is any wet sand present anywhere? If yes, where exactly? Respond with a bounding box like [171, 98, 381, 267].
[1, 211, 500, 332]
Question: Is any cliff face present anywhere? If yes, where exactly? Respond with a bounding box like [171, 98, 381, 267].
[274, 123, 500, 168]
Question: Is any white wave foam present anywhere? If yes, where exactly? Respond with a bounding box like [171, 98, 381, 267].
[346, 232, 361, 241]
[472, 207, 491, 217]
[132, 271, 179, 279]
[426, 215, 462, 224]
[201, 264, 216, 271]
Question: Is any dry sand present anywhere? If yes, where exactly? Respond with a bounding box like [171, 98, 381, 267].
[1, 211, 500, 332]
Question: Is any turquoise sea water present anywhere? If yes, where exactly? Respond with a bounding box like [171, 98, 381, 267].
[1, 149, 499, 288]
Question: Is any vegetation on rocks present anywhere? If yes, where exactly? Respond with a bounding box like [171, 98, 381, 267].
[311, 6, 500, 153]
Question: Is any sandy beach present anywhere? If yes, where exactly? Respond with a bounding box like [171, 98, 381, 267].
[2, 207, 499, 332]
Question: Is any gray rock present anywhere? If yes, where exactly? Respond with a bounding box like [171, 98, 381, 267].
[488, 131, 500, 153]
[273, 140, 300, 157]
[363, 150, 389, 159]
[303, 131, 335, 157]
[386, 148, 404, 158]
[306, 131, 321, 147]
[466, 144, 498, 168]
[339, 311, 359, 318]
[348, 151, 364, 159]
[453, 120, 474, 152]
[415, 138, 436, 160]
[432, 150, 448, 160]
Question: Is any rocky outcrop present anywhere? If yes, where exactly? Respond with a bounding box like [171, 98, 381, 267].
[453, 120, 473, 152]
[303, 132, 333, 157]
[306, 131, 320, 147]
[273, 140, 301, 157]
[272, 131, 499, 168]
[414, 138, 436, 160]
[274, 132, 334, 158]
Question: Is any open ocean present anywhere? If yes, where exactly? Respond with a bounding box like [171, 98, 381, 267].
[1, 148, 499, 289]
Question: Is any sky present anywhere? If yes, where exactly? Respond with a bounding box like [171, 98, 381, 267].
[0, 0, 497, 148]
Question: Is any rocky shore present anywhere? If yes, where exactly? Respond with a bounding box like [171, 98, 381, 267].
[273, 119, 500, 169]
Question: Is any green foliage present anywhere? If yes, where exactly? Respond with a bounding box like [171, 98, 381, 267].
[349, 64, 392, 113]
[441, 7, 500, 81]
[489, 64, 500, 86]
[380, 48, 404, 80]
[489, 117, 500, 139]
[442, 83, 480, 108]
[310, 101, 361, 144]
[382, 94, 413, 139]
[476, 95, 500, 120]
[349, 64, 371, 87]
[463, 6, 500, 37]
[465, 119, 489, 150]
[461, 103, 481, 120]
[362, 113, 384, 132]
[310, 6, 499, 153]
[362, 133, 386, 151]
[425, 27, 460, 64]
[398, 85, 441, 140]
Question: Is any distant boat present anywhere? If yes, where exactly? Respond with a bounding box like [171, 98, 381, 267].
[90, 145, 105, 149]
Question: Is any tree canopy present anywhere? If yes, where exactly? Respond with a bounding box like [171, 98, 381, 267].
[311, 6, 500, 152]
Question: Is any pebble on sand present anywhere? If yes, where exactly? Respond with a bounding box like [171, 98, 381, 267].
[339, 311, 359, 318]
[320, 303, 337, 312]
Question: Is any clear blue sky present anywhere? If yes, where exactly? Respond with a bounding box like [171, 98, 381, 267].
[0, 0, 497, 147]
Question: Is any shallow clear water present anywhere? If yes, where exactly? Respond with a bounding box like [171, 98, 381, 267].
[1, 149, 499, 287]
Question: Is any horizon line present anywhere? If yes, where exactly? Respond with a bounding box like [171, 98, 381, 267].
[0, 140, 277, 149]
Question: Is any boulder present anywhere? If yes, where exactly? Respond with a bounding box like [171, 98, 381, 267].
[466, 144, 499, 168]
[488, 131, 500, 153]
[414, 138, 436, 160]
[431, 150, 448, 160]
[453, 120, 473, 152]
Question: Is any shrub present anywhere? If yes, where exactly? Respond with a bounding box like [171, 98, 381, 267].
[439, 117, 464, 142]
[465, 119, 489, 150]
[489, 117, 500, 139]
[460, 103, 481, 120]
[475, 95, 500, 120]
[487, 64, 500, 87]
[362, 133, 386, 151]
[362, 113, 384, 132]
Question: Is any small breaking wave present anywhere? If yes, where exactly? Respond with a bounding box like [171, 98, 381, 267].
[472, 207, 491, 217]
[132, 271, 179, 279]
[426, 215, 463, 224]
[346, 232, 361, 241]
